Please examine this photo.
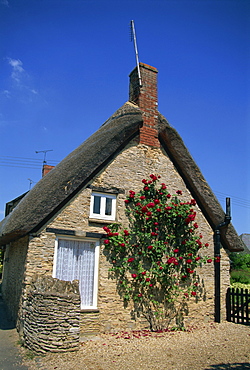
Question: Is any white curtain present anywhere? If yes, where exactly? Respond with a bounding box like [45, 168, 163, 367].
[55, 239, 96, 307]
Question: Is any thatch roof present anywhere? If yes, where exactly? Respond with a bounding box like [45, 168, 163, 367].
[0, 102, 244, 252]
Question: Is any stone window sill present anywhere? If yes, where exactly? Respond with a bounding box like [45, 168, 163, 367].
[88, 218, 115, 224]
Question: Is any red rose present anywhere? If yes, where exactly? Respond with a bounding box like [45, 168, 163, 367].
[140, 195, 146, 200]
[147, 245, 153, 250]
[141, 271, 146, 275]
[186, 259, 192, 264]
[128, 257, 134, 263]
[104, 240, 110, 245]
[165, 206, 172, 211]
[138, 293, 142, 297]
[131, 273, 137, 278]
[147, 202, 155, 208]
[146, 278, 150, 282]
[167, 194, 171, 198]
[207, 259, 213, 263]
[176, 190, 182, 195]
[195, 257, 201, 261]
[174, 248, 179, 253]
[150, 174, 158, 181]
[194, 223, 199, 229]
[124, 199, 130, 203]
[103, 226, 111, 233]
[120, 243, 125, 247]
[124, 230, 129, 236]
[191, 291, 197, 296]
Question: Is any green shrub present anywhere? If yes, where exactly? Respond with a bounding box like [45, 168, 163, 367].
[229, 253, 250, 270]
[230, 269, 250, 285]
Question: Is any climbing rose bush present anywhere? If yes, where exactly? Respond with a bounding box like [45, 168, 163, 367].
[103, 175, 211, 330]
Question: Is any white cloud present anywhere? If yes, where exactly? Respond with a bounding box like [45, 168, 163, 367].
[4, 57, 41, 101]
[8, 58, 25, 83]
[2, 89, 11, 98]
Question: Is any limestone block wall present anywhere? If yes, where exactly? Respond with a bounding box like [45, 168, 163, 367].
[22, 275, 80, 353]
[1, 236, 28, 322]
[19, 141, 231, 337]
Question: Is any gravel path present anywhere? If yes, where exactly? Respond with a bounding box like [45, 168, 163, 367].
[22, 322, 250, 370]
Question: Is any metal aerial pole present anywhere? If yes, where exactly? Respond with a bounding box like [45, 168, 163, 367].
[130, 20, 142, 87]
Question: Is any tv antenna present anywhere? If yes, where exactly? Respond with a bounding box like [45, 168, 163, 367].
[130, 20, 142, 87]
[27, 178, 36, 190]
[35, 149, 53, 164]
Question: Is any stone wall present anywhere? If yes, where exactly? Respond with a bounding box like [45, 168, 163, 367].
[1, 236, 28, 322]
[19, 142, 230, 338]
[22, 275, 80, 353]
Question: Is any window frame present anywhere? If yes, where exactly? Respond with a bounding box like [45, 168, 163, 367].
[90, 192, 116, 221]
[52, 236, 99, 310]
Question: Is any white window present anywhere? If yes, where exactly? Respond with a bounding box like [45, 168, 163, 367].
[90, 192, 116, 221]
[53, 238, 99, 309]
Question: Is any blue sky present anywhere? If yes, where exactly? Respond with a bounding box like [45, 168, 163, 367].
[0, 0, 249, 236]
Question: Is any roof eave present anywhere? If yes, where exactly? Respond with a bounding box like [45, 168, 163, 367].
[158, 113, 244, 252]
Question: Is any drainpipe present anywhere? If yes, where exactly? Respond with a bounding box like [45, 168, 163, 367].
[214, 197, 231, 323]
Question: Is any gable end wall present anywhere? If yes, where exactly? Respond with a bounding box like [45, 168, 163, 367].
[17, 140, 230, 335]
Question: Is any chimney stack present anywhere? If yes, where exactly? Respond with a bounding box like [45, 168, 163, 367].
[42, 164, 55, 177]
[129, 63, 159, 147]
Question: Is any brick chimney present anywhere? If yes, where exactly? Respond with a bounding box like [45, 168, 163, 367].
[129, 63, 159, 147]
[42, 164, 55, 177]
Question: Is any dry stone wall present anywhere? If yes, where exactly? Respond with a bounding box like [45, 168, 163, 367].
[22, 275, 80, 353]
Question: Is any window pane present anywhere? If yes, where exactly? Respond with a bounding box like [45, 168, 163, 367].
[93, 195, 101, 214]
[105, 197, 112, 215]
[56, 239, 95, 307]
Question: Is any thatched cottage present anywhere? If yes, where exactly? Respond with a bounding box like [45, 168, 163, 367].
[0, 63, 244, 352]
